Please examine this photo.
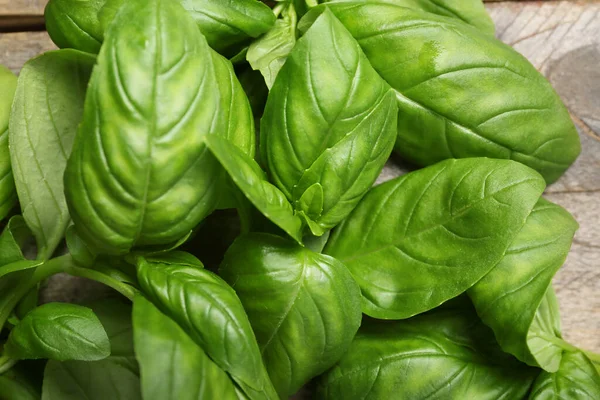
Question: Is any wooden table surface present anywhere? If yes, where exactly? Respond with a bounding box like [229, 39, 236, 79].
[1, 1, 599, 354]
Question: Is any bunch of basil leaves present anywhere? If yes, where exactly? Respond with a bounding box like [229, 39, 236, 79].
[0, 0, 595, 399]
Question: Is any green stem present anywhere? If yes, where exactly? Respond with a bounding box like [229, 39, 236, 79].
[0, 355, 16, 375]
[0, 255, 65, 332]
[62, 259, 138, 301]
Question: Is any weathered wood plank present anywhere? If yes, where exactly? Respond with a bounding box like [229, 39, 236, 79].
[485, 0, 600, 353]
[0, 0, 47, 16]
[0, 31, 56, 73]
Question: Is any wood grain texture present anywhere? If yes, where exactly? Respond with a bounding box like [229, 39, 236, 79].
[0, 31, 56, 73]
[0, 0, 47, 15]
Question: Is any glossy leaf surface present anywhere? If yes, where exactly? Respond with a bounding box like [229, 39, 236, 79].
[205, 135, 303, 244]
[301, 3, 580, 183]
[325, 158, 545, 319]
[469, 198, 578, 372]
[324, 0, 495, 35]
[5, 303, 110, 361]
[0, 65, 17, 221]
[317, 302, 537, 399]
[220, 233, 362, 397]
[136, 253, 278, 400]
[64, 0, 254, 255]
[133, 295, 239, 400]
[529, 352, 600, 399]
[262, 9, 397, 235]
[45, 0, 105, 53]
[10, 50, 94, 260]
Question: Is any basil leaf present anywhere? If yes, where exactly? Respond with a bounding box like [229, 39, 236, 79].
[317, 303, 537, 399]
[133, 295, 239, 400]
[324, 0, 495, 35]
[220, 233, 362, 398]
[0, 366, 40, 400]
[100, 0, 275, 56]
[247, 3, 297, 89]
[64, 0, 254, 255]
[205, 135, 303, 244]
[325, 158, 545, 319]
[5, 303, 110, 361]
[45, 0, 105, 53]
[262, 9, 397, 236]
[0, 66, 17, 221]
[136, 253, 278, 400]
[300, 3, 580, 183]
[10, 50, 95, 260]
[529, 351, 600, 399]
[469, 198, 578, 372]
[41, 299, 140, 400]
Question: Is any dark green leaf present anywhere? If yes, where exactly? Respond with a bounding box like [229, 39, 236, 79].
[529, 351, 600, 399]
[220, 233, 362, 397]
[325, 158, 545, 319]
[247, 3, 297, 89]
[64, 0, 254, 255]
[41, 299, 140, 400]
[469, 198, 578, 372]
[45, 0, 105, 53]
[317, 303, 537, 399]
[0, 366, 41, 400]
[0, 66, 17, 221]
[5, 303, 110, 361]
[133, 295, 239, 400]
[301, 3, 580, 183]
[205, 135, 303, 244]
[9, 50, 95, 260]
[262, 9, 397, 236]
[136, 253, 278, 400]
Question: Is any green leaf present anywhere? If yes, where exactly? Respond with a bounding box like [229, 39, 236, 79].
[300, 3, 580, 183]
[41, 299, 141, 400]
[5, 303, 110, 361]
[9, 50, 95, 260]
[247, 3, 297, 89]
[64, 0, 255, 255]
[324, 158, 545, 319]
[220, 233, 361, 398]
[322, 0, 495, 35]
[262, 9, 397, 235]
[136, 253, 278, 400]
[317, 302, 537, 399]
[0, 65, 17, 221]
[45, 0, 106, 53]
[133, 295, 239, 400]
[529, 351, 600, 399]
[205, 135, 304, 244]
[100, 0, 275, 56]
[469, 198, 578, 372]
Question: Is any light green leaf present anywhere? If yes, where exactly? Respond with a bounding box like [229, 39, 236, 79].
[469, 198, 578, 372]
[220, 233, 362, 398]
[133, 295, 239, 400]
[300, 3, 580, 183]
[5, 303, 110, 361]
[64, 0, 254, 255]
[529, 351, 600, 399]
[325, 158, 545, 319]
[317, 302, 537, 399]
[136, 253, 278, 400]
[247, 3, 297, 89]
[205, 135, 303, 244]
[9, 50, 94, 260]
[0, 65, 18, 221]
